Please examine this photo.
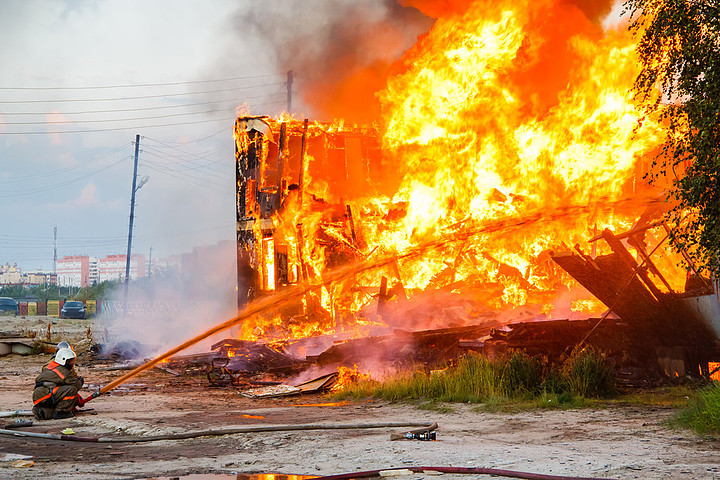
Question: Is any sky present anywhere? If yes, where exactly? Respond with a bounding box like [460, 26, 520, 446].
[0, 0, 625, 273]
[0, 0, 357, 272]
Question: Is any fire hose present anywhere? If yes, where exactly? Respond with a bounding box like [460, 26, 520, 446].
[0, 421, 435, 443]
[316, 467, 616, 480]
[0, 423, 616, 480]
[76, 198, 659, 406]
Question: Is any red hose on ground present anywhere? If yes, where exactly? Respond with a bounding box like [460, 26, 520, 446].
[315, 466, 616, 480]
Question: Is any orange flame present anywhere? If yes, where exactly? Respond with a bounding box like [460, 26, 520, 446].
[234, 1, 687, 345]
[332, 365, 372, 391]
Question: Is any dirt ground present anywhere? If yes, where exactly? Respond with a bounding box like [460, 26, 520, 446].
[1, 316, 720, 480]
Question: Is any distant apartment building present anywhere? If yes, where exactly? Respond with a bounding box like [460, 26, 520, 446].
[57, 255, 94, 287]
[0, 263, 22, 285]
[0, 263, 57, 286]
[89, 258, 99, 285]
[98, 254, 146, 283]
[57, 254, 146, 286]
[24, 271, 57, 286]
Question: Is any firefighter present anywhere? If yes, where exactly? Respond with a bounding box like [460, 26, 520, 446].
[32, 347, 84, 420]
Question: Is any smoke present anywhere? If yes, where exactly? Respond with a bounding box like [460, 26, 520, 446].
[217, 0, 433, 122]
[96, 240, 239, 359]
[213, 0, 620, 123]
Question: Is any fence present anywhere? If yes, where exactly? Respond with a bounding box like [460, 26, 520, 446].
[15, 300, 100, 318]
[12, 299, 178, 318]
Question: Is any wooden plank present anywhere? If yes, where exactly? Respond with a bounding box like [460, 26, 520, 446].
[601, 228, 666, 302]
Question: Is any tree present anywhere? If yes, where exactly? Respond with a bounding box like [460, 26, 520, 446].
[75, 280, 119, 302]
[627, 0, 720, 276]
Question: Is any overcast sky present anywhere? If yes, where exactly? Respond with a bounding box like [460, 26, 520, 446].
[0, 0, 387, 272]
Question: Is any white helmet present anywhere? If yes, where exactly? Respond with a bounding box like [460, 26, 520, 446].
[56, 341, 71, 352]
[55, 347, 76, 367]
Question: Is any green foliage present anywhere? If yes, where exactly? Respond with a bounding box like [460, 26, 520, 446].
[0, 284, 60, 301]
[416, 401, 455, 413]
[333, 349, 616, 407]
[75, 281, 119, 302]
[0, 284, 25, 298]
[0, 280, 119, 303]
[500, 350, 545, 397]
[673, 381, 720, 435]
[562, 347, 615, 398]
[627, 0, 720, 276]
[536, 391, 585, 410]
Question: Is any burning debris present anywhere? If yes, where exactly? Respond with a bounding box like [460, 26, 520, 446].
[207, 338, 307, 386]
[227, 112, 720, 387]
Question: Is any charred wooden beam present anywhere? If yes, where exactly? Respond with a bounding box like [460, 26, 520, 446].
[277, 122, 287, 203]
[600, 228, 666, 303]
[346, 204, 358, 246]
[626, 234, 674, 293]
[588, 220, 665, 243]
[391, 260, 408, 300]
[377, 276, 388, 316]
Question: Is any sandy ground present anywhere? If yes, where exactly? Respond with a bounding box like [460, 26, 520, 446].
[1, 315, 720, 480]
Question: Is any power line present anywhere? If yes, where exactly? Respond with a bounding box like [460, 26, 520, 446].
[0, 144, 131, 184]
[1, 95, 285, 125]
[141, 149, 228, 180]
[0, 83, 286, 104]
[0, 233, 129, 241]
[0, 74, 282, 90]
[141, 162, 227, 190]
[142, 136, 229, 165]
[0, 116, 234, 135]
[0, 156, 129, 197]
[141, 143, 227, 163]
[0, 93, 282, 116]
[1, 100, 287, 135]
[139, 140, 231, 177]
[139, 126, 230, 146]
[2, 108, 233, 125]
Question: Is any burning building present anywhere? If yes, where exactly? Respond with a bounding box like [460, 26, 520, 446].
[229, 0, 720, 382]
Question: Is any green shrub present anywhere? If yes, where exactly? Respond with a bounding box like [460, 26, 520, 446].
[562, 347, 615, 398]
[500, 350, 545, 397]
[673, 381, 720, 435]
[542, 367, 568, 394]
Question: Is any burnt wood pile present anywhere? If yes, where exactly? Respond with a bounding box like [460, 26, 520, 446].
[551, 227, 720, 378]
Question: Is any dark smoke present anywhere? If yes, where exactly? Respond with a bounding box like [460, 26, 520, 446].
[212, 0, 618, 122]
[218, 0, 433, 122]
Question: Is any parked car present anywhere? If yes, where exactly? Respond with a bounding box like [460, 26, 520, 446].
[0, 297, 19, 315]
[60, 301, 86, 319]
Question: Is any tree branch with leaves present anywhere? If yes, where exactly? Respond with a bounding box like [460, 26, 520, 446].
[626, 0, 720, 276]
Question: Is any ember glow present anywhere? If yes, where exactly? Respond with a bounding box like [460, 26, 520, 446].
[331, 365, 373, 391]
[232, 0, 685, 347]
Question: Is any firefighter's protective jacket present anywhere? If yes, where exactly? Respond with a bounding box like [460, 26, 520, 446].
[32, 360, 83, 407]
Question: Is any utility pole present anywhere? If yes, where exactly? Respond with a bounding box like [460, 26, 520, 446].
[53, 225, 58, 296]
[286, 70, 294, 113]
[53, 225, 57, 273]
[124, 135, 140, 309]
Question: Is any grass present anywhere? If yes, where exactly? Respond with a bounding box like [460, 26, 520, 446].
[332, 351, 720, 434]
[671, 381, 720, 435]
[332, 348, 616, 408]
[613, 384, 697, 408]
[561, 346, 615, 398]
